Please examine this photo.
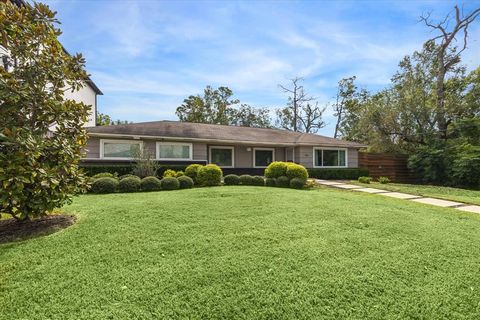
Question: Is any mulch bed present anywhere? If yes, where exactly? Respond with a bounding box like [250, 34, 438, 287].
[0, 214, 76, 244]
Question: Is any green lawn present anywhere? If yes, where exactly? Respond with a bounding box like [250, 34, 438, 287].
[1, 187, 480, 319]
[351, 181, 480, 206]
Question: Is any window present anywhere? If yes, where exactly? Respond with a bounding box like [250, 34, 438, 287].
[254, 148, 275, 167]
[157, 142, 192, 160]
[313, 148, 347, 167]
[101, 139, 142, 159]
[210, 146, 234, 167]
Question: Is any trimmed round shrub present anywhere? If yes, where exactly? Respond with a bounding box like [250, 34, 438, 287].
[92, 172, 116, 179]
[161, 177, 180, 190]
[265, 161, 288, 178]
[119, 176, 141, 193]
[286, 163, 308, 182]
[276, 176, 290, 188]
[265, 177, 277, 187]
[197, 164, 222, 186]
[239, 174, 254, 185]
[119, 174, 139, 180]
[290, 177, 306, 189]
[176, 171, 185, 177]
[163, 169, 177, 178]
[252, 176, 265, 186]
[178, 175, 194, 189]
[378, 176, 390, 184]
[358, 176, 372, 184]
[185, 164, 203, 184]
[224, 174, 240, 185]
[141, 176, 162, 191]
[91, 177, 118, 194]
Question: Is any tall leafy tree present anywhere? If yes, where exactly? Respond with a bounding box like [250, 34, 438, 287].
[0, 2, 90, 220]
[176, 86, 272, 127]
[96, 112, 130, 126]
[230, 104, 272, 128]
[176, 86, 239, 125]
[333, 76, 357, 138]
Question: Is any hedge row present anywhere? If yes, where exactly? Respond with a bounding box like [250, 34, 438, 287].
[91, 175, 194, 194]
[81, 165, 189, 178]
[307, 168, 369, 180]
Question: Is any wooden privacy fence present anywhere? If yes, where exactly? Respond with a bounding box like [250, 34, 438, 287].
[358, 152, 415, 182]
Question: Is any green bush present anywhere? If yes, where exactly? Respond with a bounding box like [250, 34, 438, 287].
[239, 174, 255, 185]
[119, 174, 139, 180]
[161, 177, 180, 190]
[378, 176, 391, 184]
[264, 161, 288, 178]
[119, 176, 141, 193]
[286, 163, 308, 182]
[252, 176, 265, 186]
[176, 171, 185, 177]
[163, 169, 177, 178]
[290, 177, 305, 189]
[450, 145, 480, 187]
[224, 174, 241, 185]
[92, 172, 116, 179]
[358, 176, 372, 184]
[91, 177, 119, 194]
[197, 164, 222, 186]
[307, 168, 369, 180]
[276, 176, 290, 188]
[140, 176, 162, 192]
[178, 176, 194, 189]
[265, 178, 277, 187]
[185, 164, 203, 184]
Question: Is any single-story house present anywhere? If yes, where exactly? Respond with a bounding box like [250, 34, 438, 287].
[83, 121, 365, 174]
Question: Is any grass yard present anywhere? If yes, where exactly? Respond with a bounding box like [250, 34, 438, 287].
[1, 187, 480, 319]
[351, 181, 480, 206]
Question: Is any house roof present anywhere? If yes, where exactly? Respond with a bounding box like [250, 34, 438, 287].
[86, 121, 366, 148]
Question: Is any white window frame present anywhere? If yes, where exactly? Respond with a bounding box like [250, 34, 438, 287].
[156, 142, 193, 160]
[100, 139, 143, 160]
[253, 147, 275, 168]
[313, 147, 348, 168]
[209, 146, 235, 168]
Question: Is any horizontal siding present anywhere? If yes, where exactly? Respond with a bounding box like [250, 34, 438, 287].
[84, 137, 100, 158]
[347, 148, 358, 167]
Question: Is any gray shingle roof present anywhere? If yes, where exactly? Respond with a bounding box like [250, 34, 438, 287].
[86, 121, 366, 148]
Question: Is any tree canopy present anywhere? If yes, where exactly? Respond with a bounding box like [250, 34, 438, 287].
[0, 2, 90, 220]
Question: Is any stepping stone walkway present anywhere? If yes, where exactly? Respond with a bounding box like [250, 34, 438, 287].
[314, 179, 480, 215]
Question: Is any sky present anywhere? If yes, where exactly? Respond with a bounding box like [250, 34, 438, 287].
[43, 0, 480, 136]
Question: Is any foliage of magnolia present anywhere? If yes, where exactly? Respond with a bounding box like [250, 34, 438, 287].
[0, 2, 90, 220]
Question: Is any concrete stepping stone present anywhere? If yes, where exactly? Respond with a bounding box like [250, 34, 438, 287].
[354, 188, 389, 194]
[381, 192, 421, 200]
[456, 205, 480, 214]
[317, 181, 343, 185]
[333, 184, 362, 189]
[411, 197, 463, 207]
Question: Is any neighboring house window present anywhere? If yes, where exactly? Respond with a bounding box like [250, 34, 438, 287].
[157, 142, 192, 160]
[210, 146, 234, 168]
[313, 148, 347, 167]
[254, 148, 275, 168]
[101, 139, 142, 159]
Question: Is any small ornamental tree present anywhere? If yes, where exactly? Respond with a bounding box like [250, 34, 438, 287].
[0, 2, 90, 220]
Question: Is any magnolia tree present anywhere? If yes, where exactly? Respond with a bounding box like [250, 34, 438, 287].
[0, 2, 90, 220]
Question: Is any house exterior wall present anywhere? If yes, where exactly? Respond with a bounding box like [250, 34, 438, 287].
[83, 137, 360, 168]
[63, 82, 97, 127]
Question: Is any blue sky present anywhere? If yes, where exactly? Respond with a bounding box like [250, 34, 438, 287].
[44, 0, 480, 136]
